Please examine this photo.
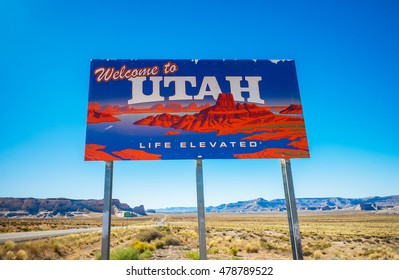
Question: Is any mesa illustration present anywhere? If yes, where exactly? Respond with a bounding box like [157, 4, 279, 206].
[86, 93, 308, 160]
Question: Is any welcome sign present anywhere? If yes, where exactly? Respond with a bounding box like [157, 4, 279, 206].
[85, 59, 309, 161]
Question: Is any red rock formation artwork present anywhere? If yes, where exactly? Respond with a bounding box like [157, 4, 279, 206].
[134, 93, 306, 137]
[87, 102, 121, 123]
[142, 102, 208, 113]
[112, 149, 161, 160]
[151, 103, 164, 110]
[132, 93, 310, 158]
[165, 130, 181, 135]
[86, 101, 210, 124]
[288, 137, 309, 150]
[279, 104, 303, 114]
[85, 144, 120, 161]
[186, 102, 198, 110]
[242, 127, 307, 141]
[85, 145, 162, 160]
[234, 148, 310, 159]
[165, 103, 184, 110]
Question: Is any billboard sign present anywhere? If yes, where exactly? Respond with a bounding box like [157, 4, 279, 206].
[85, 59, 309, 161]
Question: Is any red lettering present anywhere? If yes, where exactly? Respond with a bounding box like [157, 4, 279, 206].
[124, 69, 132, 77]
[151, 66, 160, 75]
[118, 65, 127, 80]
[94, 65, 161, 82]
[94, 67, 114, 82]
[112, 70, 120, 80]
[163, 61, 178, 74]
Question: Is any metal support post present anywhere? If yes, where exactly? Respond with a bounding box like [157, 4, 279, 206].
[101, 161, 113, 260]
[196, 159, 207, 260]
[280, 158, 303, 260]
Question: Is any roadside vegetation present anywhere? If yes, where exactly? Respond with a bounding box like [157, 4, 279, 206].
[1, 212, 399, 260]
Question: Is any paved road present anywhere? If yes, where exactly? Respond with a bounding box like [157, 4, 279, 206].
[0, 215, 168, 244]
[154, 214, 167, 226]
[0, 227, 102, 244]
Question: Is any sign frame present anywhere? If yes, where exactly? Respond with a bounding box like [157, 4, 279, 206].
[85, 59, 310, 161]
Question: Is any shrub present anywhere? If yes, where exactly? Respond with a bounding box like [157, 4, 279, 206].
[313, 250, 322, 260]
[311, 242, 332, 251]
[140, 249, 153, 260]
[224, 236, 233, 243]
[229, 247, 238, 256]
[110, 247, 141, 260]
[5, 251, 15, 260]
[136, 229, 163, 243]
[208, 239, 218, 248]
[369, 253, 383, 260]
[360, 248, 376, 257]
[260, 241, 278, 251]
[154, 241, 164, 249]
[131, 241, 155, 253]
[185, 250, 200, 260]
[15, 250, 28, 260]
[244, 243, 259, 253]
[3, 241, 15, 251]
[164, 237, 181, 246]
[303, 250, 313, 257]
[157, 226, 171, 235]
[23, 241, 42, 258]
[208, 248, 219, 254]
[52, 242, 67, 256]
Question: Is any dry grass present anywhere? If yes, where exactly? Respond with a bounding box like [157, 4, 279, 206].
[1, 212, 398, 260]
[165, 212, 399, 260]
[0, 216, 154, 260]
[0, 215, 154, 233]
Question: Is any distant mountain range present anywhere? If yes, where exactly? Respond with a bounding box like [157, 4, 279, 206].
[2, 196, 398, 217]
[0, 198, 147, 218]
[87, 101, 211, 124]
[155, 195, 399, 213]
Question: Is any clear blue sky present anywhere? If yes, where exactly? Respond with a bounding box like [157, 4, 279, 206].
[1, 0, 398, 209]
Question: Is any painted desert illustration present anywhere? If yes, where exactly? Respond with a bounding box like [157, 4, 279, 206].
[85, 93, 309, 160]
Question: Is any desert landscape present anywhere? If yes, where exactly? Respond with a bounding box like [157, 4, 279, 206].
[1, 211, 398, 260]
